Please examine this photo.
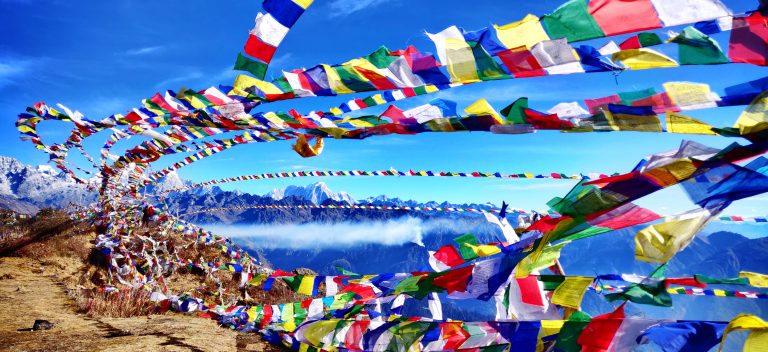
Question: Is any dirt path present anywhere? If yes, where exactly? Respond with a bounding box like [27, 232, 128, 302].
[0, 256, 271, 352]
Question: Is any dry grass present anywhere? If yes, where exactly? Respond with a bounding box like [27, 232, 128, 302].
[73, 288, 158, 318]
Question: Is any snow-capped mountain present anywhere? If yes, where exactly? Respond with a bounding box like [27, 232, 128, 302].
[152, 171, 186, 194]
[0, 156, 96, 212]
[267, 182, 356, 205]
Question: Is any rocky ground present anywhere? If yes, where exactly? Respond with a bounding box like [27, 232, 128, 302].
[0, 213, 283, 352]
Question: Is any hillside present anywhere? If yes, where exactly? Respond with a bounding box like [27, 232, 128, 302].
[0, 212, 286, 351]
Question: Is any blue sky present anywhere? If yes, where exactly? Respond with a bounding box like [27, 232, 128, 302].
[1, 0, 766, 219]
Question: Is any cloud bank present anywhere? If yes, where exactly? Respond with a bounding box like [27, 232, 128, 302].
[207, 217, 427, 249]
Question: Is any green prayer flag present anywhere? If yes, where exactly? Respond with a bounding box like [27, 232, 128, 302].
[670, 26, 729, 65]
[637, 32, 663, 47]
[364, 46, 399, 69]
[234, 53, 268, 79]
[541, 0, 604, 42]
[619, 87, 657, 105]
[388, 322, 437, 351]
[272, 75, 293, 93]
[293, 301, 307, 325]
[333, 64, 376, 92]
[336, 266, 359, 276]
[694, 274, 749, 286]
[605, 265, 672, 307]
[554, 311, 592, 352]
[468, 41, 509, 81]
[454, 233, 480, 261]
[478, 344, 511, 352]
[500, 98, 529, 124]
[283, 275, 303, 292]
[394, 275, 425, 295]
[538, 275, 568, 291]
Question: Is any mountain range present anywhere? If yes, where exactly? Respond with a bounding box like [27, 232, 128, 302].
[1, 156, 766, 322]
[0, 156, 96, 213]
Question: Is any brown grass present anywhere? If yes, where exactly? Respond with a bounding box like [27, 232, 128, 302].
[73, 288, 158, 318]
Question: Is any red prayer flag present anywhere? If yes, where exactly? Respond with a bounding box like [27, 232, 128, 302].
[244, 35, 277, 63]
[728, 12, 768, 66]
[433, 264, 474, 293]
[523, 108, 575, 130]
[665, 277, 707, 288]
[588, 0, 662, 36]
[441, 322, 471, 350]
[344, 320, 370, 350]
[577, 303, 626, 352]
[585, 94, 621, 114]
[516, 276, 545, 306]
[432, 245, 466, 268]
[497, 46, 546, 78]
[619, 36, 642, 50]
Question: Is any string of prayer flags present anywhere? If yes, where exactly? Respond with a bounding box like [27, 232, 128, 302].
[605, 265, 673, 307]
[237, 0, 314, 79]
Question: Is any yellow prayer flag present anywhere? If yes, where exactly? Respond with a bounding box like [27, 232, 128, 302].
[739, 271, 768, 288]
[538, 320, 565, 352]
[466, 243, 502, 257]
[719, 314, 768, 352]
[280, 303, 296, 331]
[317, 127, 346, 139]
[612, 48, 679, 70]
[299, 319, 339, 346]
[249, 273, 267, 286]
[322, 64, 355, 94]
[246, 307, 259, 322]
[292, 135, 324, 158]
[231, 74, 285, 97]
[516, 241, 569, 278]
[663, 82, 718, 108]
[372, 94, 386, 105]
[635, 209, 711, 263]
[292, 0, 313, 10]
[262, 112, 289, 129]
[494, 14, 550, 49]
[464, 98, 503, 123]
[551, 276, 594, 309]
[666, 112, 716, 135]
[734, 91, 768, 136]
[343, 117, 375, 128]
[297, 275, 316, 295]
[444, 38, 481, 83]
[426, 118, 457, 132]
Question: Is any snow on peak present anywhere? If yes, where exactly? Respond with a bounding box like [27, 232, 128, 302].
[266, 182, 356, 205]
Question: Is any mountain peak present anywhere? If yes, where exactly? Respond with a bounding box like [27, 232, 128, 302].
[266, 182, 356, 205]
[153, 171, 186, 193]
[0, 156, 95, 212]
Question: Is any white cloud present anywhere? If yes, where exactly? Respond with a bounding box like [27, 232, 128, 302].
[0, 57, 35, 89]
[328, 0, 390, 18]
[208, 217, 425, 249]
[153, 71, 204, 90]
[125, 46, 165, 56]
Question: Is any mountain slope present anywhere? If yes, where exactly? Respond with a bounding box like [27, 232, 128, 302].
[0, 156, 96, 211]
